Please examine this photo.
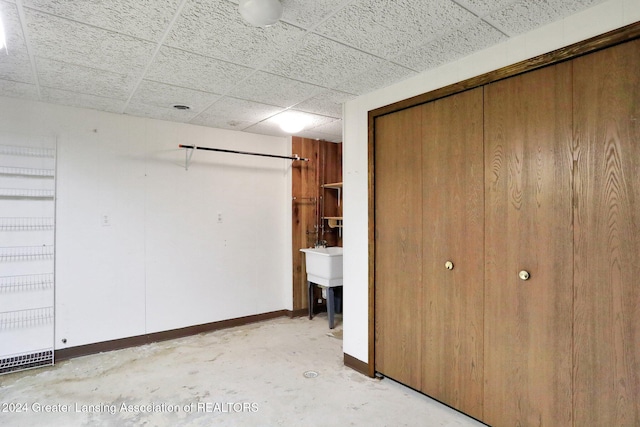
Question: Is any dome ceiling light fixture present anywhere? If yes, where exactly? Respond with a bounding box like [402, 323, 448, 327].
[238, 0, 283, 28]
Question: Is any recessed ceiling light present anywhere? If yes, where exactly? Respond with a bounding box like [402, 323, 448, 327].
[173, 104, 191, 110]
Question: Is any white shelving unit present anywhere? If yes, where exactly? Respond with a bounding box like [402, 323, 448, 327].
[0, 139, 56, 375]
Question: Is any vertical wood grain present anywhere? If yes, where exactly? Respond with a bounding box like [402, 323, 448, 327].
[374, 106, 423, 389]
[292, 138, 342, 311]
[484, 63, 574, 427]
[421, 88, 484, 419]
[573, 39, 640, 427]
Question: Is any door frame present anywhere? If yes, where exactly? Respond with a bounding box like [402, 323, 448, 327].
[366, 21, 640, 378]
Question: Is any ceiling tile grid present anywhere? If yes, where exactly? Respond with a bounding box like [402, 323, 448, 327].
[316, 0, 478, 60]
[264, 33, 387, 88]
[0, 0, 617, 142]
[22, 0, 183, 42]
[144, 46, 253, 95]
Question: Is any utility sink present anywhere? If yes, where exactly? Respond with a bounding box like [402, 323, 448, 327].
[299, 247, 343, 287]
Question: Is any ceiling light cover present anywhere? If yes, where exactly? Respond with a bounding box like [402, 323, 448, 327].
[276, 111, 308, 134]
[239, 0, 283, 27]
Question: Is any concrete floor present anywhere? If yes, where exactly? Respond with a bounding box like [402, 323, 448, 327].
[0, 315, 486, 426]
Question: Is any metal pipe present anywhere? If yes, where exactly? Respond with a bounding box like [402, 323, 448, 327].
[179, 144, 309, 161]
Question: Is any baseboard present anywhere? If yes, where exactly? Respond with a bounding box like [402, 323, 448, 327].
[344, 353, 371, 377]
[286, 308, 308, 318]
[55, 310, 288, 362]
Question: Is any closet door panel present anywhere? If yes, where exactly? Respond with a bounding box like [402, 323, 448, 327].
[484, 63, 574, 427]
[421, 88, 484, 419]
[374, 106, 424, 389]
[573, 39, 640, 427]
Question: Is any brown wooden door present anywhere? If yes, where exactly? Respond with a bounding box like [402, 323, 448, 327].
[573, 39, 640, 427]
[484, 63, 574, 427]
[374, 105, 424, 389]
[421, 88, 484, 419]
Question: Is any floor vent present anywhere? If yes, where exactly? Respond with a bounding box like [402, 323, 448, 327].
[0, 349, 53, 375]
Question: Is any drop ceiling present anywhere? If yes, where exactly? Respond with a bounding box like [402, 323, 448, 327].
[0, 0, 607, 142]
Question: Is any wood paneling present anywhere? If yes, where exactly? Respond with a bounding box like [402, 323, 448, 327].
[291, 137, 342, 311]
[573, 39, 640, 427]
[374, 106, 423, 389]
[484, 63, 574, 427]
[421, 88, 484, 419]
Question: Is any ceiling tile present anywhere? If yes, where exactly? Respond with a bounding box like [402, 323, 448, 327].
[191, 97, 283, 126]
[125, 101, 198, 123]
[333, 61, 417, 95]
[40, 87, 125, 113]
[393, 37, 461, 72]
[22, 0, 182, 42]
[306, 118, 342, 135]
[25, 9, 155, 74]
[280, 0, 351, 30]
[191, 116, 253, 131]
[395, 20, 507, 72]
[0, 80, 39, 100]
[264, 33, 386, 88]
[453, 0, 519, 16]
[0, 2, 34, 83]
[293, 90, 354, 118]
[145, 47, 253, 95]
[227, 71, 323, 108]
[165, 0, 306, 68]
[130, 80, 221, 113]
[316, 0, 477, 59]
[487, 0, 607, 36]
[36, 57, 135, 99]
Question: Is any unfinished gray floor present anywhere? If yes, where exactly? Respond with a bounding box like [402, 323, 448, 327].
[0, 315, 486, 426]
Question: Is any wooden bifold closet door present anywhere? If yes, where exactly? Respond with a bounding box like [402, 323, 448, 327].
[373, 35, 640, 427]
[483, 62, 574, 427]
[572, 39, 640, 427]
[374, 88, 484, 418]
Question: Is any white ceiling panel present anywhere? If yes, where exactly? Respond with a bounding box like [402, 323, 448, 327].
[265, 33, 386, 88]
[22, 0, 182, 42]
[293, 90, 355, 118]
[0, 0, 614, 142]
[36, 57, 135, 99]
[130, 80, 221, 112]
[193, 97, 283, 125]
[487, 0, 607, 36]
[166, 0, 306, 69]
[317, 0, 477, 59]
[40, 87, 125, 113]
[145, 47, 253, 96]
[125, 101, 198, 123]
[333, 61, 417, 95]
[227, 71, 323, 108]
[24, 9, 155, 74]
[0, 80, 39, 100]
[395, 20, 507, 72]
[453, 0, 519, 16]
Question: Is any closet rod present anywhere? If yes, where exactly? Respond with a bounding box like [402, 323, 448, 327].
[179, 144, 309, 162]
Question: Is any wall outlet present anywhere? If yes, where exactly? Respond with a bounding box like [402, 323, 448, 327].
[101, 214, 110, 226]
[217, 212, 223, 223]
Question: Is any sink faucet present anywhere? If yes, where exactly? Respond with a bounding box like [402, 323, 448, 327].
[314, 240, 327, 248]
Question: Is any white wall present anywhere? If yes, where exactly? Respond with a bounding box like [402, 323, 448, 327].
[0, 97, 293, 349]
[342, 0, 640, 362]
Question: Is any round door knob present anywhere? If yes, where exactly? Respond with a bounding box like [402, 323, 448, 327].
[519, 270, 530, 281]
[445, 261, 454, 270]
